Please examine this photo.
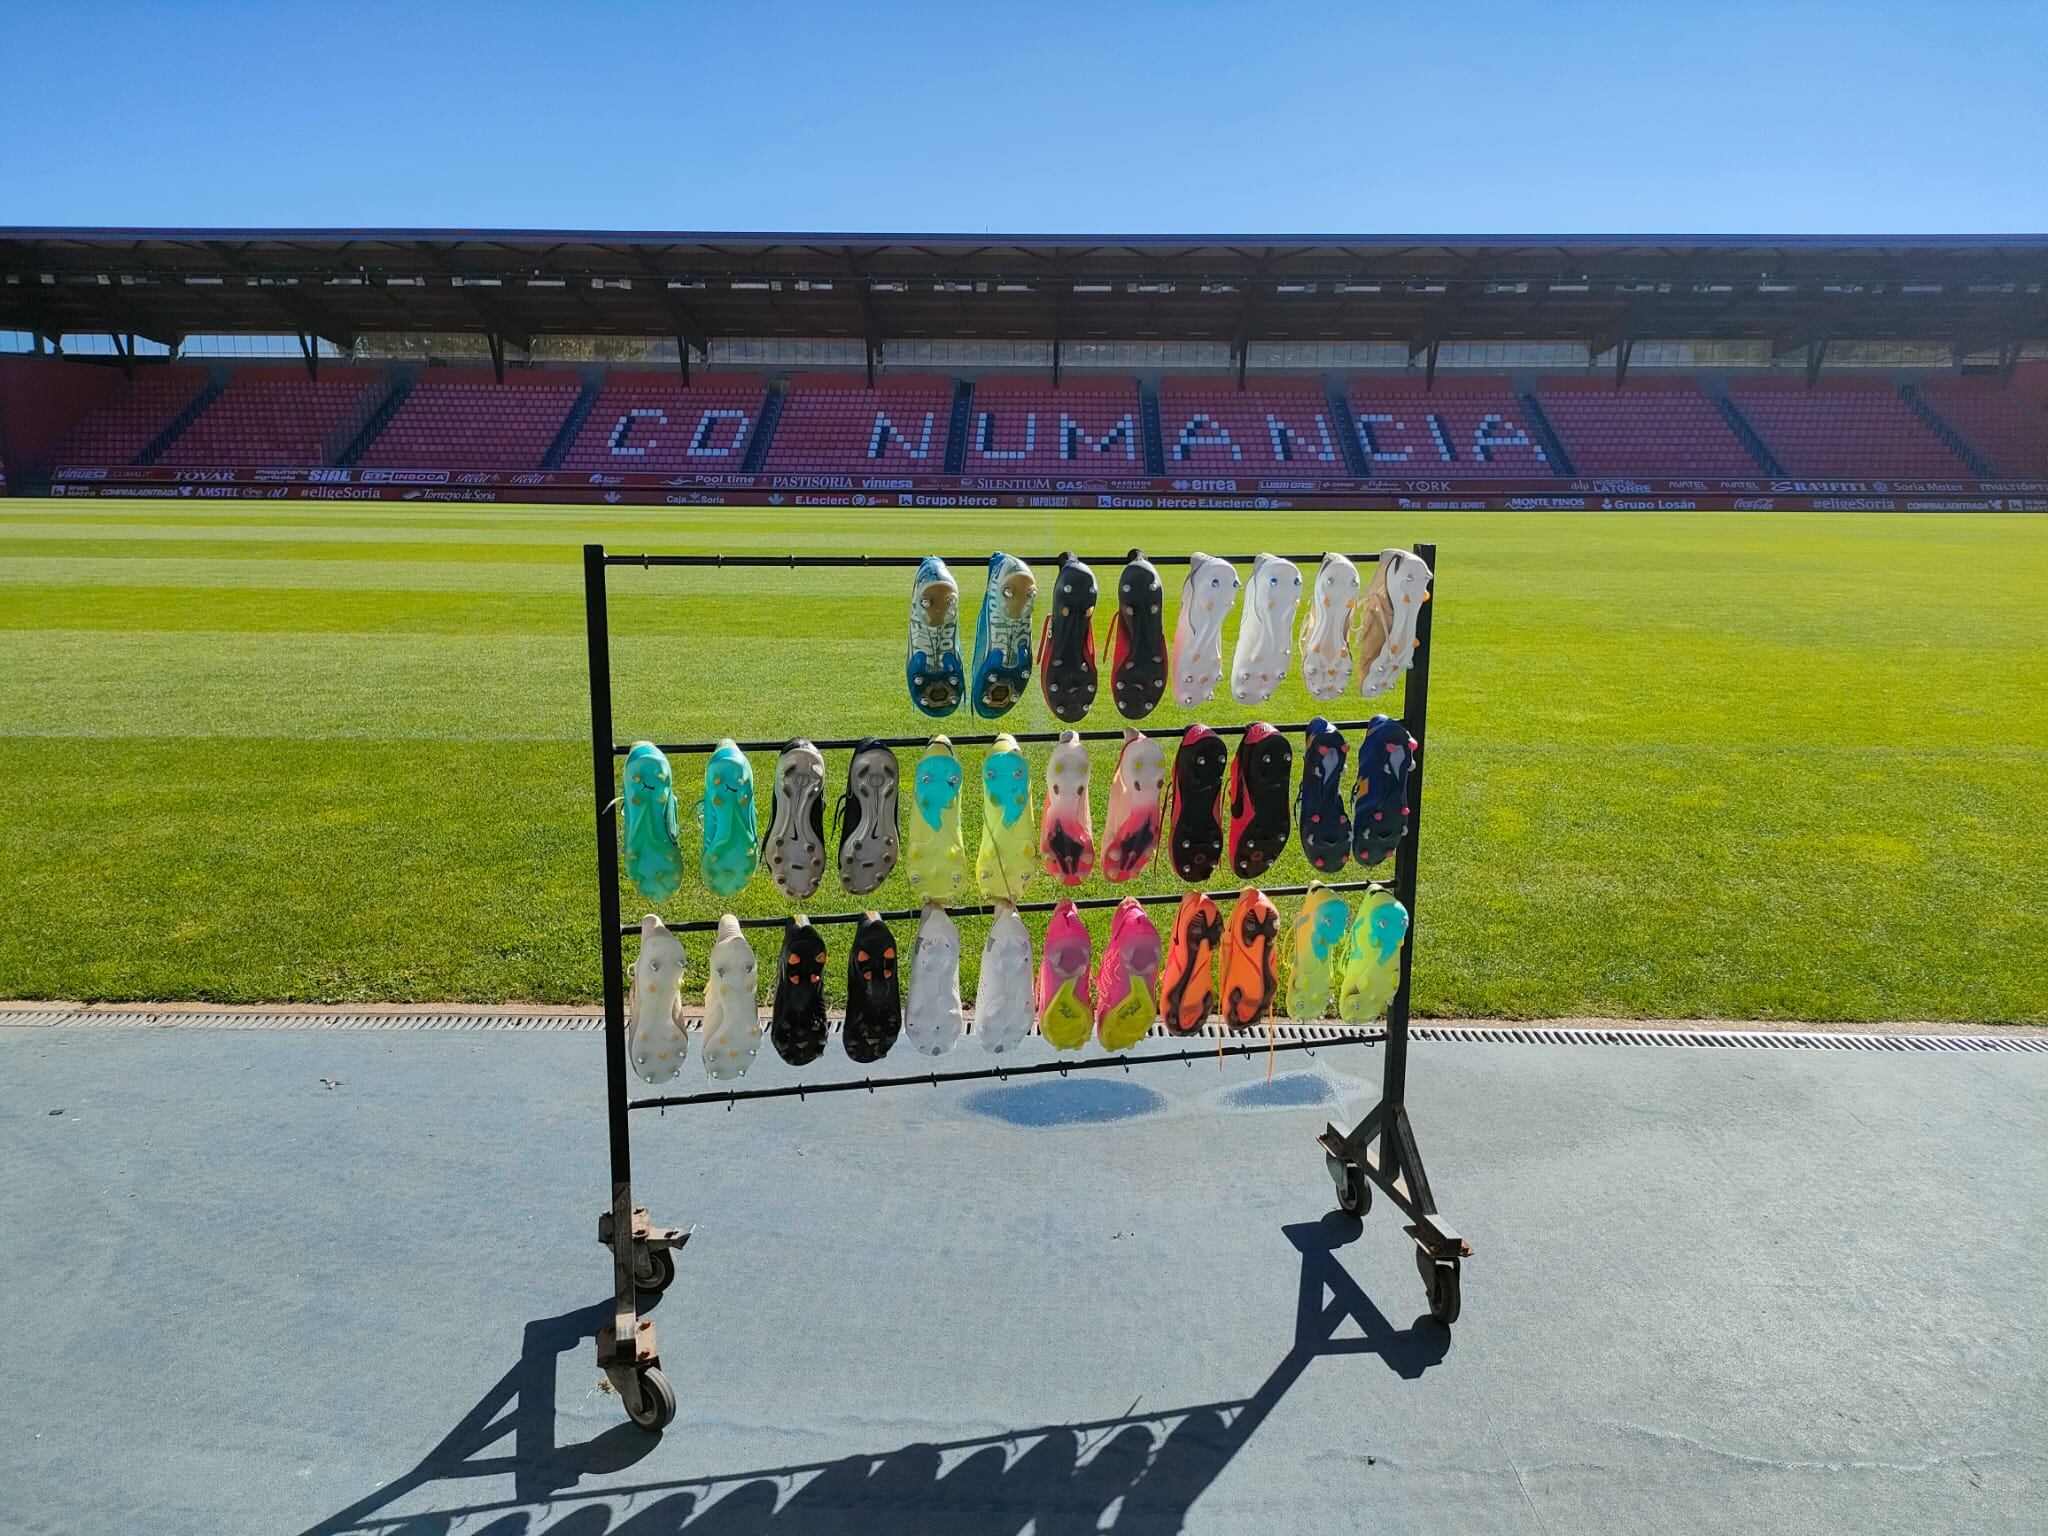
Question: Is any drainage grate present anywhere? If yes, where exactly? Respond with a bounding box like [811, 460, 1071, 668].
[0, 1008, 601, 1032]
[2, 1009, 2040, 1051]
[1412, 1024, 2047, 1054]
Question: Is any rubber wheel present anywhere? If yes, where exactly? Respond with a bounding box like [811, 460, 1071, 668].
[625, 1364, 677, 1431]
[1416, 1247, 1461, 1327]
[633, 1247, 677, 1296]
[1336, 1163, 1370, 1217]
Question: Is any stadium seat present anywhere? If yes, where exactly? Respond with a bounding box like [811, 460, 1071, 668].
[45, 366, 211, 466]
[1345, 377, 1556, 477]
[1914, 378, 2048, 477]
[1538, 377, 1758, 476]
[1725, 378, 1970, 477]
[559, 374, 769, 472]
[760, 374, 958, 474]
[1155, 379, 1349, 478]
[356, 370, 580, 470]
[155, 367, 384, 466]
[961, 377, 1143, 472]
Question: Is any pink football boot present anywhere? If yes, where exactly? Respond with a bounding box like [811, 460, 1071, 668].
[1100, 729, 1164, 883]
[1040, 730, 1095, 885]
[1037, 899, 1095, 1050]
[1095, 897, 1162, 1051]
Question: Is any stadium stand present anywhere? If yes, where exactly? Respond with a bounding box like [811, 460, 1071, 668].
[960, 377, 1145, 472]
[355, 370, 580, 470]
[558, 374, 768, 473]
[1155, 378, 1350, 477]
[1538, 377, 1761, 476]
[154, 368, 384, 466]
[1725, 378, 1970, 477]
[1913, 377, 2048, 476]
[1345, 377, 1557, 477]
[8, 358, 2045, 495]
[760, 374, 958, 473]
[43, 365, 211, 466]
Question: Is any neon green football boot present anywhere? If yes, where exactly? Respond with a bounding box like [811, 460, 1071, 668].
[975, 732, 1035, 903]
[905, 736, 967, 903]
[1286, 883, 1351, 1020]
[1337, 890, 1409, 1024]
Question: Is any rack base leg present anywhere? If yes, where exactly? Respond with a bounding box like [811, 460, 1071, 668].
[1317, 1103, 1471, 1327]
[596, 1200, 688, 1432]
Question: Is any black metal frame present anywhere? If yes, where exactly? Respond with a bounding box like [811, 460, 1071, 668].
[580, 540, 1458, 1428]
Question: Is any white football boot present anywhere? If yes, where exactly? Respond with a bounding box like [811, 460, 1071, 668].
[975, 901, 1036, 1054]
[1230, 552, 1303, 705]
[628, 914, 688, 1083]
[1298, 552, 1362, 700]
[904, 901, 966, 1056]
[764, 738, 827, 900]
[700, 913, 762, 1081]
[1171, 552, 1241, 706]
[1354, 548, 1434, 697]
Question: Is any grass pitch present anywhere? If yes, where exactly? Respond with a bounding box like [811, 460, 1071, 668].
[1, 498, 2042, 1022]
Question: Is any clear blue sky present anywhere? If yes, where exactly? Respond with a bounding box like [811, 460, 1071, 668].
[5, 1, 2043, 234]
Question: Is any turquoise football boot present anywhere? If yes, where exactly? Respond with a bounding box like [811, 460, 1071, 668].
[621, 742, 682, 903]
[700, 739, 758, 896]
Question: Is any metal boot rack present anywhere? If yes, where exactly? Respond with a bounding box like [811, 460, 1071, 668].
[581, 541, 1465, 1432]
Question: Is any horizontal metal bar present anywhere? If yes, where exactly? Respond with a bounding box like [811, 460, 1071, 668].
[621, 879, 1392, 936]
[629, 1028, 1387, 1111]
[602, 551, 1379, 570]
[615, 717, 1396, 757]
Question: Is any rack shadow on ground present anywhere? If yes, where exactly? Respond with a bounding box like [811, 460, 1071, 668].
[300, 1212, 1449, 1535]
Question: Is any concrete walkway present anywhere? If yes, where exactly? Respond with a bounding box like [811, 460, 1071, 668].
[1, 1021, 2041, 1534]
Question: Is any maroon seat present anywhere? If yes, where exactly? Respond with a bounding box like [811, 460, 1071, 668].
[961, 377, 1143, 473]
[358, 370, 580, 471]
[760, 375, 958, 473]
[1915, 378, 2048, 477]
[156, 368, 383, 466]
[1539, 378, 1757, 476]
[1726, 379, 1969, 477]
[560, 374, 768, 472]
[46, 366, 211, 466]
[1156, 379, 1349, 478]
[1346, 377, 1556, 477]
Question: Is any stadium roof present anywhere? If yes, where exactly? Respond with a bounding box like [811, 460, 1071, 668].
[3, 228, 2044, 360]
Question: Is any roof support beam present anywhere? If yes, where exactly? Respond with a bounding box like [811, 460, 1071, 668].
[267, 286, 357, 355]
[1805, 337, 1828, 386]
[459, 288, 532, 352]
[1613, 337, 1634, 386]
[295, 329, 319, 380]
[486, 329, 506, 385]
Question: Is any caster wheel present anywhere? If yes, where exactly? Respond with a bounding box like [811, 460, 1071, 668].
[624, 1365, 676, 1431]
[1415, 1247, 1461, 1326]
[1327, 1154, 1370, 1216]
[633, 1247, 676, 1296]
